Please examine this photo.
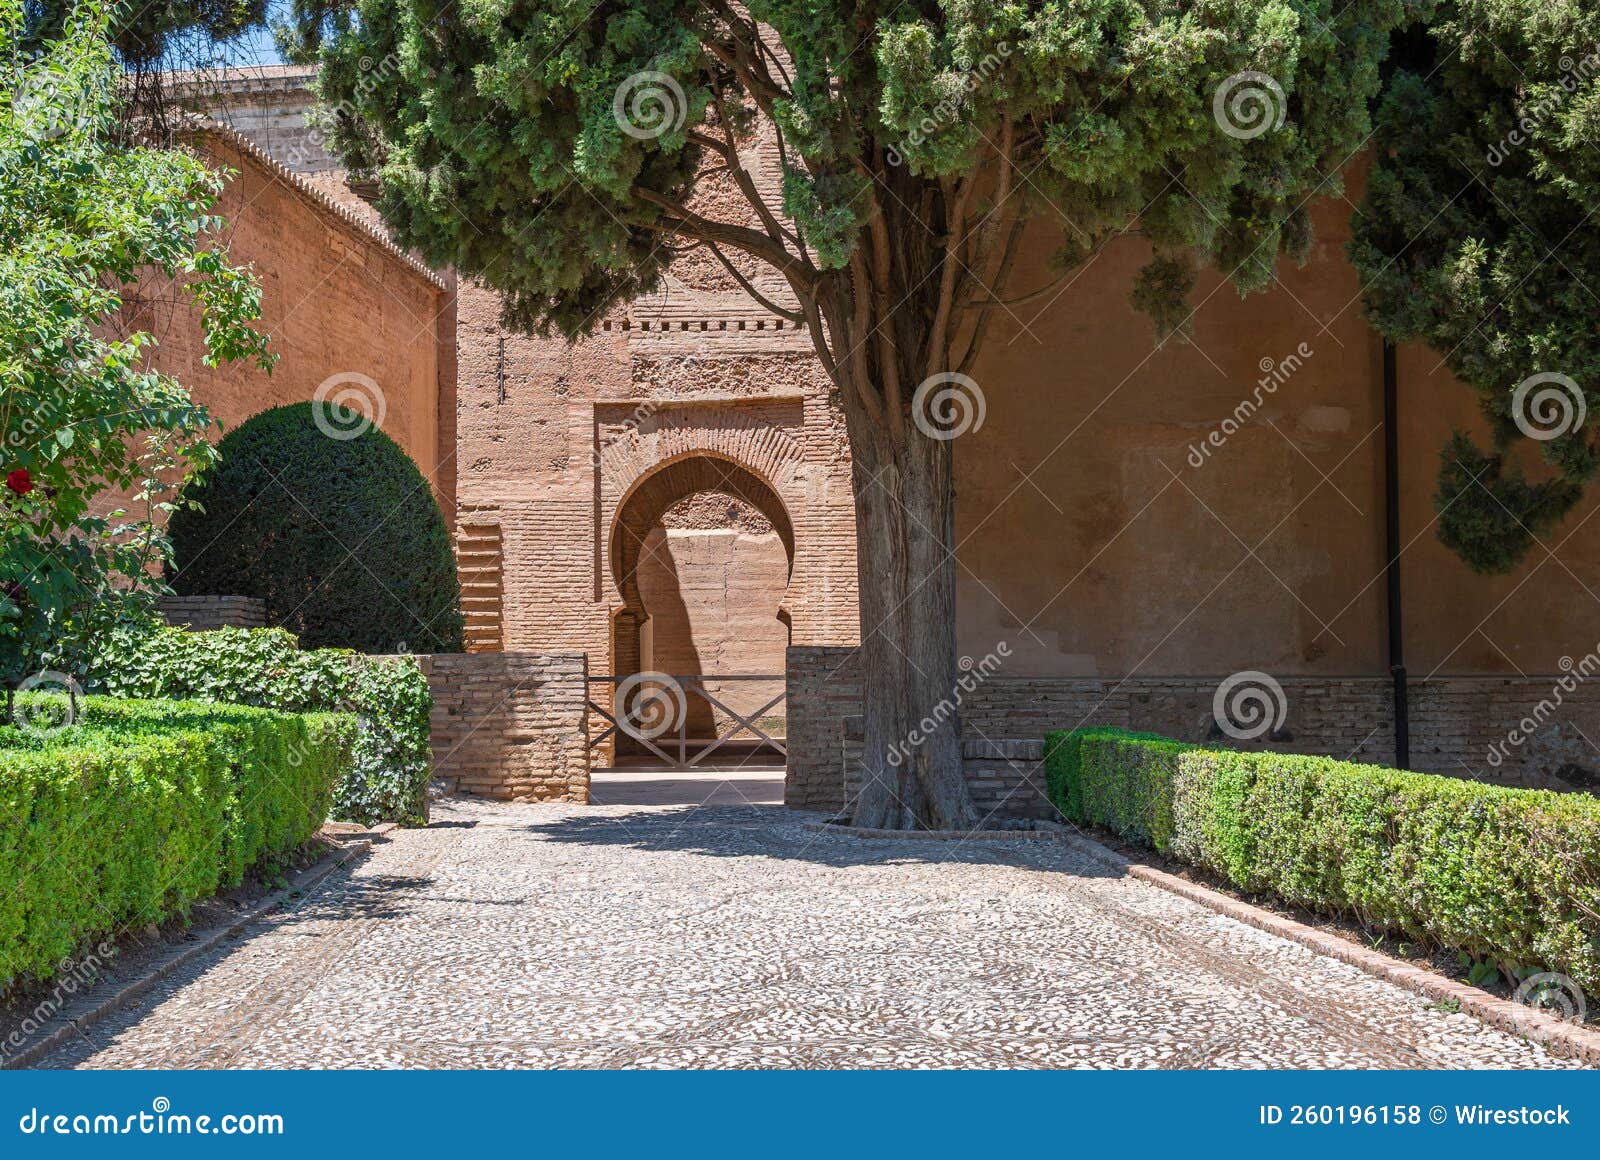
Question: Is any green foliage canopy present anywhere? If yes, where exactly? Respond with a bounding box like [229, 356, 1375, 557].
[303, 0, 1412, 342]
[22, 0, 272, 68]
[1351, 2, 1600, 573]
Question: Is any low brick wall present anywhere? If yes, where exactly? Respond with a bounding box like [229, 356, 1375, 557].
[156, 595, 267, 631]
[421, 652, 589, 802]
[785, 646, 862, 811]
[787, 646, 1600, 816]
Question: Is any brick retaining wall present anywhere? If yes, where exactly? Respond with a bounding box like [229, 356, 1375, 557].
[156, 595, 267, 631]
[421, 652, 589, 802]
[787, 646, 1600, 816]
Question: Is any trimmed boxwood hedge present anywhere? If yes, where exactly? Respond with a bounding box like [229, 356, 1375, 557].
[1045, 727, 1600, 994]
[94, 625, 432, 826]
[167, 402, 465, 654]
[0, 695, 355, 986]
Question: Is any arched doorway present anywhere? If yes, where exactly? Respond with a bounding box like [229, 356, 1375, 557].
[602, 453, 794, 767]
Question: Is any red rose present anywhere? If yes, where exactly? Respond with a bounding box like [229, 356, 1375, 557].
[5, 469, 32, 496]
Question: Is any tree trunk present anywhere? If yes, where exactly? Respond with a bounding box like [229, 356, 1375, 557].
[843, 397, 980, 832]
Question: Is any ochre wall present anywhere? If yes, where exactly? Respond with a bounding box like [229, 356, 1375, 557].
[1395, 341, 1600, 675]
[957, 170, 1600, 680]
[124, 129, 452, 508]
[635, 494, 790, 727]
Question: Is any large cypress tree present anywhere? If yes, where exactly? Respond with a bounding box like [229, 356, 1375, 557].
[299, 0, 1407, 828]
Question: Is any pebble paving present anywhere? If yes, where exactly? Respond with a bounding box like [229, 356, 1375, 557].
[40, 797, 1583, 1069]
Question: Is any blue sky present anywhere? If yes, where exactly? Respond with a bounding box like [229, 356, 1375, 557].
[173, 0, 288, 68]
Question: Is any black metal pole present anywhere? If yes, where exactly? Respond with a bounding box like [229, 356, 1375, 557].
[1383, 341, 1410, 769]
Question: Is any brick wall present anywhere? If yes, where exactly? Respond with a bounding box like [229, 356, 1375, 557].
[117, 122, 452, 523]
[451, 228, 860, 682]
[421, 652, 589, 802]
[785, 646, 863, 811]
[788, 646, 1600, 816]
[156, 595, 267, 631]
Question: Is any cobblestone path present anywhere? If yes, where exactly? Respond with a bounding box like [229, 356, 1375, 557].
[41, 799, 1580, 1069]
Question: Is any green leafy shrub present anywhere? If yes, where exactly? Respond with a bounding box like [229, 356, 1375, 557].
[0, 0, 272, 688]
[94, 625, 432, 826]
[1044, 729, 1600, 994]
[0, 695, 354, 986]
[166, 402, 464, 654]
[1044, 726, 1174, 827]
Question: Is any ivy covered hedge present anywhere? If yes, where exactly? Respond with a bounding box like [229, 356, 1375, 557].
[0, 696, 354, 986]
[1045, 727, 1600, 995]
[95, 625, 433, 826]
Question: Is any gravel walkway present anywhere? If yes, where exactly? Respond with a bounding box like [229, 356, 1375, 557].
[39, 798, 1581, 1069]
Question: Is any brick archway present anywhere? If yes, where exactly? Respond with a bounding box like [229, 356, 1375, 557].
[593, 397, 815, 626]
[595, 399, 807, 515]
[606, 449, 797, 671]
[604, 450, 796, 759]
[608, 452, 796, 619]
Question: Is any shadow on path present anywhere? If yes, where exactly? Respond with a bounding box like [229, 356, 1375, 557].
[515, 802, 1123, 877]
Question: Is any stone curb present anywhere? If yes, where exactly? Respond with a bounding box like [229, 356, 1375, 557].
[804, 820, 1600, 1066]
[2, 839, 373, 1071]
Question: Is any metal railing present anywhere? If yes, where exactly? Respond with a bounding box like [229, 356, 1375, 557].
[587, 673, 786, 769]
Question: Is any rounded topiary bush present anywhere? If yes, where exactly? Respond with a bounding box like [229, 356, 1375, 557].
[169, 402, 465, 653]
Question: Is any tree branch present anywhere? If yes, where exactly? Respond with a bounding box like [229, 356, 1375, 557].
[703, 239, 805, 322]
[710, 86, 808, 261]
[633, 188, 815, 290]
[926, 174, 974, 378]
[963, 268, 1078, 310]
[954, 215, 1026, 377]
